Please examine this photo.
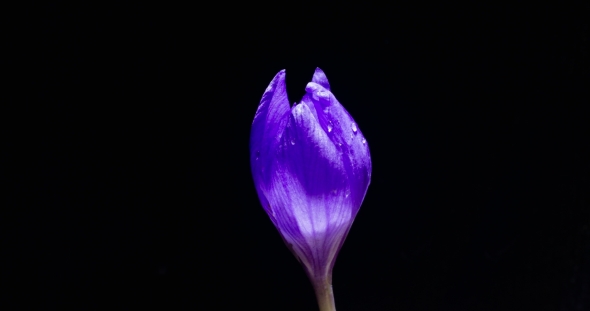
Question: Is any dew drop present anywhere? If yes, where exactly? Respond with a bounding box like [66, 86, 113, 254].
[351, 122, 358, 133]
[327, 121, 333, 133]
[291, 140, 295, 145]
[362, 138, 366, 144]
[255, 150, 260, 160]
[338, 143, 342, 147]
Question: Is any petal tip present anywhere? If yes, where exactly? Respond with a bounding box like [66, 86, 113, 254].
[275, 69, 286, 81]
[272, 69, 287, 82]
[312, 67, 330, 90]
[263, 70, 287, 94]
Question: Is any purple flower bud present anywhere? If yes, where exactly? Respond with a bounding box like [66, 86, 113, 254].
[250, 68, 371, 310]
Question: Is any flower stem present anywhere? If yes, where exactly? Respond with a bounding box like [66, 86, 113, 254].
[312, 275, 336, 311]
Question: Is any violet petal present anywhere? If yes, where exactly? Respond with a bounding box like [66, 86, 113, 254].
[250, 70, 291, 221]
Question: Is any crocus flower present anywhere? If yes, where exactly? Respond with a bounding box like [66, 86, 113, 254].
[250, 68, 371, 311]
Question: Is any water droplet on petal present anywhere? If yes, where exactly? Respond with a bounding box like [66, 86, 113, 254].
[291, 140, 295, 145]
[338, 143, 342, 147]
[255, 150, 260, 160]
[327, 121, 333, 133]
[362, 138, 366, 144]
[351, 122, 358, 133]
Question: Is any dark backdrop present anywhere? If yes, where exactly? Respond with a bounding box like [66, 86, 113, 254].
[4, 2, 589, 310]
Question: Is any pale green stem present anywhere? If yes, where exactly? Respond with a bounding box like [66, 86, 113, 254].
[312, 275, 336, 311]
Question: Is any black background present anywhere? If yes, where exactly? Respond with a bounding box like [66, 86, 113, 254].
[4, 2, 590, 310]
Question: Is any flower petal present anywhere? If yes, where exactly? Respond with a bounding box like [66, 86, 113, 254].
[250, 70, 291, 219]
[266, 102, 354, 277]
[303, 76, 371, 215]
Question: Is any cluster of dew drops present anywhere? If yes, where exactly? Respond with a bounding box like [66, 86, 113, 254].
[324, 119, 367, 146]
[273, 118, 367, 152]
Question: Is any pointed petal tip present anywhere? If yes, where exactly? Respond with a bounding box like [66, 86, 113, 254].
[271, 69, 286, 81]
[312, 67, 330, 90]
[263, 70, 287, 95]
[275, 69, 286, 79]
[255, 69, 290, 123]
